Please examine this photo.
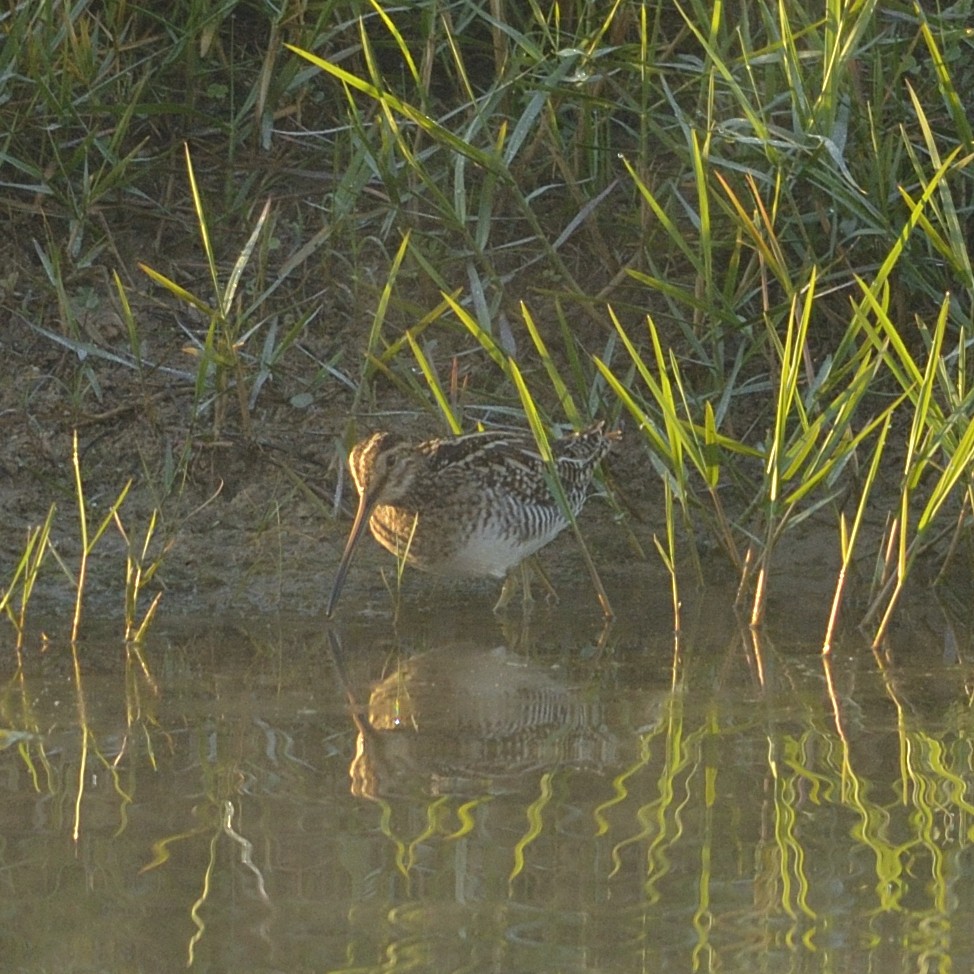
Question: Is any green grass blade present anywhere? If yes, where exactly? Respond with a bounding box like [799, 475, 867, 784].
[139, 264, 217, 318]
[405, 330, 463, 435]
[287, 44, 507, 177]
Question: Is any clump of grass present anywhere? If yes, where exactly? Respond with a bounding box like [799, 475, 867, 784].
[0, 433, 166, 644]
[593, 2, 974, 641]
[139, 145, 275, 439]
[858, 296, 974, 649]
[0, 507, 57, 657]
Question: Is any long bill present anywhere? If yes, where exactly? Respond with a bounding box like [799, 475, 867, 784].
[326, 488, 378, 617]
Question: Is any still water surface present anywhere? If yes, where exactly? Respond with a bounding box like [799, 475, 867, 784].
[2, 590, 973, 973]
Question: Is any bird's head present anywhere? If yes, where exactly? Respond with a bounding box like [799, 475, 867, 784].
[349, 432, 424, 506]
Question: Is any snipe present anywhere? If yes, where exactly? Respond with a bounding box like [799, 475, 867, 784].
[325, 422, 618, 615]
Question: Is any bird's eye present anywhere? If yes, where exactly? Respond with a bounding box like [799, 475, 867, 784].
[376, 453, 401, 480]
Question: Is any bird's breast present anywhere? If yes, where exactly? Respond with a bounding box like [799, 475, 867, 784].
[368, 500, 572, 578]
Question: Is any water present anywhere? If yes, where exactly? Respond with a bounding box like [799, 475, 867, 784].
[2, 588, 973, 973]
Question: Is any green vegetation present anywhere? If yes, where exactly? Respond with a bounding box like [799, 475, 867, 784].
[2, 0, 973, 646]
[0, 432, 163, 647]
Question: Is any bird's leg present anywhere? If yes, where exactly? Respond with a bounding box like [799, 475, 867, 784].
[519, 561, 535, 610]
[527, 557, 559, 605]
[493, 571, 519, 613]
[493, 558, 559, 613]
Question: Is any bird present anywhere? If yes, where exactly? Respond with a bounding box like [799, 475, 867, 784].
[325, 422, 618, 615]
